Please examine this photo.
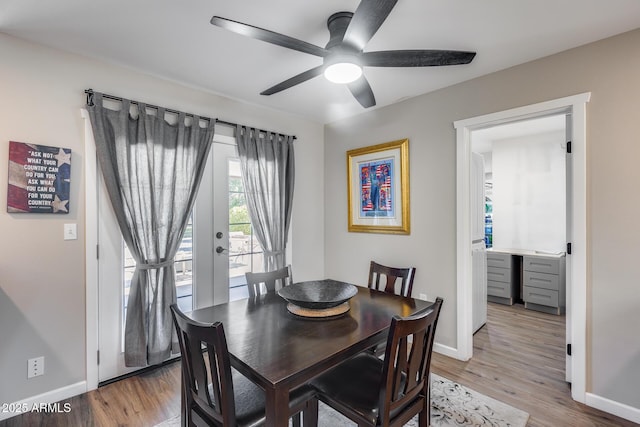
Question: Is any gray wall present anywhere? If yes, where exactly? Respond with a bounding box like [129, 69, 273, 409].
[0, 33, 325, 406]
[324, 28, 640, 408]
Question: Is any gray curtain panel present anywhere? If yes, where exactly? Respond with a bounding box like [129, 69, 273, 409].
[88, 93, 214, 366]
[236, 125, 295, 271]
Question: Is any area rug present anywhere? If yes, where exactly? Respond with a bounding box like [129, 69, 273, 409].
[155, 374, 529, 427]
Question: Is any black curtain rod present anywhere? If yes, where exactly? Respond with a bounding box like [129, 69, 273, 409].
[84, 89, 296, 140]
[85, 89, 213, 123]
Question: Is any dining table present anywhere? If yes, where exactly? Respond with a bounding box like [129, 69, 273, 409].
[186, 283, 434, 427]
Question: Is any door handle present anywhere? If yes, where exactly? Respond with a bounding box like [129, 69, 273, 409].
[216, 246, 227, 254]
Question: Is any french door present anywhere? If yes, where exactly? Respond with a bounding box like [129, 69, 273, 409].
[96, 136, 261, 382]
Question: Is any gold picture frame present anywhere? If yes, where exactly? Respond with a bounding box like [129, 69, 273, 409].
[347, 138, 410, 234]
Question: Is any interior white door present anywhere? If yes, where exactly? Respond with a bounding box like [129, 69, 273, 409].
[471, 241, 487, 332]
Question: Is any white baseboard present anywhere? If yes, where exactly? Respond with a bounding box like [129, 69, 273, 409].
[586, 392, 640, 424]
[0, 381, 86, 422]
[434, 342, 463, 360]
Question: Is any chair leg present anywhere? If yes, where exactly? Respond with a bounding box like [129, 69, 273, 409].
[419, 408, 429, 427]
[181, 370, 189, 427]
[426, 375, 431, 427]
[302, 398, 319, 427]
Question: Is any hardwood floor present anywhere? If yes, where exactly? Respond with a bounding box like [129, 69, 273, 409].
[431, 302, 637, 426]
[0, 362, 182, 427]
[2, 302, 636, 426]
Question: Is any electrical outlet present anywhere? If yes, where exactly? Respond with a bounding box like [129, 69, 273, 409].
[27, 356, 44, 378]
[419, 293, 427, 301]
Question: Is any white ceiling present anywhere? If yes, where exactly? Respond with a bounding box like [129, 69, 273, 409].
[1, 0, 640, 124]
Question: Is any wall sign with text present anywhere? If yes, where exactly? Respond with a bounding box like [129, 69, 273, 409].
[7, 141, 71, 213]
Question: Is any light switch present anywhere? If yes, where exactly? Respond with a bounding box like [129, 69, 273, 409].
[64, 223, 77, 240]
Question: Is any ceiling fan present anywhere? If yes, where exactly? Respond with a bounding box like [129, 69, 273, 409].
[211, 0, 476, 108]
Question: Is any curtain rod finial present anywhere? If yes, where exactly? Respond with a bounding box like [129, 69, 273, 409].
[86, 88, 95, 107]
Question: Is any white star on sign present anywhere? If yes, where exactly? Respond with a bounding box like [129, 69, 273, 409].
[52, 195, 69, 213]
[54, 148, 71, 167]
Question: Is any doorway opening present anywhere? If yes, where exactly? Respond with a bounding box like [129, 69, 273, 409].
[454, 92, 590, 403]
[470, 113, 569, 380]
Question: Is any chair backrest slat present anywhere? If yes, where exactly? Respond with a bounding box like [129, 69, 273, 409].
[368, 261, 416, 297]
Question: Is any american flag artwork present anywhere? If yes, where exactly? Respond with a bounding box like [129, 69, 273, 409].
[359, 158, 394, 218]
[7, 141, 71, 213]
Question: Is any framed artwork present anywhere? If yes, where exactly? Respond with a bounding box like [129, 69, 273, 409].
[7, 141, 71, 213]
[347, 138, 410, 234]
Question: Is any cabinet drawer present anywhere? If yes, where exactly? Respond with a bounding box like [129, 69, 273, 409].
[523, 256, 559, 274]
[487, 253, 512, 269]
[487, 267, 511, 283]
[523, 286, 558, 307]
[487, 280, 511, 298]
[524, 271, 559, 291]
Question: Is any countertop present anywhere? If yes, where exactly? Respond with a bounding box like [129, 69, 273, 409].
[487, 248, 566, 258]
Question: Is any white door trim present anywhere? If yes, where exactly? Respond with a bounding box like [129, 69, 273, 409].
[83, 109, 99, 391]
[453, 92, 590, 403]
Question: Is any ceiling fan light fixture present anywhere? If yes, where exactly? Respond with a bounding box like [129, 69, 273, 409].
[211, 1, 476, 108]
[324, 62, 362, 84]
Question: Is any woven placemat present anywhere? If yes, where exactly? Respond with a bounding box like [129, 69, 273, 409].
[286, 302, 350, 318]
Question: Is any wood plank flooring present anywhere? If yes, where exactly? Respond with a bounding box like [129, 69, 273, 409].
[0, 362, 182, 427]
[431, 302, 637, 426]
[2, 302, 636, 426]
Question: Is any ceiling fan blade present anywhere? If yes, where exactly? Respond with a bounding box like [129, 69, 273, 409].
[211, 16, 329, 58]
[347, 75, 376, 108]
[360, 50, 476, 67]
[343, 0, 398, 51]
[261, 65, 325, 96]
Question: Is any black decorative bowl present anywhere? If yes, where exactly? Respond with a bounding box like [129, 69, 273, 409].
[278, 280, 357, 310]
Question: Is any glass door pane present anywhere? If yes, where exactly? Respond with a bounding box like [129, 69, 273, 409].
[174, 216, 193, 312]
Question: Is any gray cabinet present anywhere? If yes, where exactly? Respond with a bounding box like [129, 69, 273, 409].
[523, 255, 566, 315]
[487, 252, 517, 305]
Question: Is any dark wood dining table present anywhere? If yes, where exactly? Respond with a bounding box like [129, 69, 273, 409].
[187, 284, 433, 427]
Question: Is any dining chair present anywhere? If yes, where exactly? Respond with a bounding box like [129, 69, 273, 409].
[245, 265, 293, 298]
[368, 261, 417, 357]
[310, 297, 443, 427]
[170, 304, 317, 427]
[368, 261, 416, 298]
